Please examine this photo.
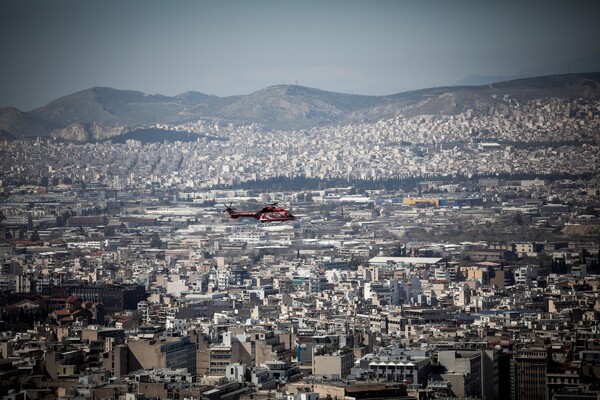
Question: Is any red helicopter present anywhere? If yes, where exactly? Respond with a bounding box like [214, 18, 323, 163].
[223, 202, 296, 223]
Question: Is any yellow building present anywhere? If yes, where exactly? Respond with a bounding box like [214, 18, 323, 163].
[402, 198, 440, 206]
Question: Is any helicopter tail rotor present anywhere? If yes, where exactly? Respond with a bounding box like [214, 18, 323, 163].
[223, 203, 236, 212]
[223, 203, 240, 218]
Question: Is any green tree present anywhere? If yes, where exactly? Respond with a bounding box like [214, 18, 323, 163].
[149, 233, 163, 249]
[30, 230, 40, 241]
[513, 212, 524, 225]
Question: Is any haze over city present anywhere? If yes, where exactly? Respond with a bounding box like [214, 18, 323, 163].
[2, 0, 600, 399]
[2, 0, 600, 111]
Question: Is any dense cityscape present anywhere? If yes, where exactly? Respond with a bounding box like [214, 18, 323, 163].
[0, 89, 599, 400]
[3, 95, 599, 190]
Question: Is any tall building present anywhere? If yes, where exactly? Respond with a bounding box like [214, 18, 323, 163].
[312, 348, 354, 379]
[127, 337, 197, 374]
[511, 348, 547, 400]
[51, 284, 147, 312]
[438, 350, 482, 398]
[481, 349, 500, 400]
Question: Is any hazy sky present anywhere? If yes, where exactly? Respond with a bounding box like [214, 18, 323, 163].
[2, 0, 600, 111]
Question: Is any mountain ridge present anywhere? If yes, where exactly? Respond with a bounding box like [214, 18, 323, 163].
[2, 72, 600, 140]
[454, 52, 600, 86]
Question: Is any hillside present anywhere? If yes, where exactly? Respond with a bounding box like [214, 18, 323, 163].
[0, 106, 53, 137]
[1, 72, 600, 140]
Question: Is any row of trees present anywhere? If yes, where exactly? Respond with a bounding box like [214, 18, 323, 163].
[216, 172, 595, 192]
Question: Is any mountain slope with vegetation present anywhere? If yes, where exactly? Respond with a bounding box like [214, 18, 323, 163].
[1, 72, 599, 141]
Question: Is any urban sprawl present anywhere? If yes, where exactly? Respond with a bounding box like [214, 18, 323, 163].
[0, 95, 599, 400]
